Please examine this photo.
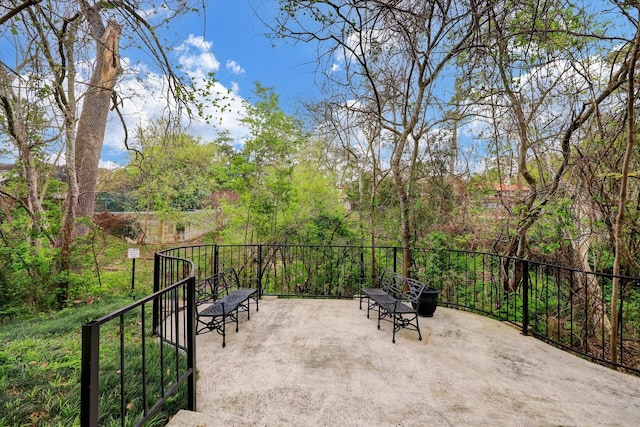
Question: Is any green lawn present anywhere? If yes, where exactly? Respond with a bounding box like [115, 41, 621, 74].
[0, 296, 140, 426]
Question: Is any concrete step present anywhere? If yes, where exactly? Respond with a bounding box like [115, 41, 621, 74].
[166, 410, 217, 426]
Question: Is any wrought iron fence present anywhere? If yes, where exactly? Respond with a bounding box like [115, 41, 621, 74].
[80, 253, 196, 427]
[82, 244, 640, 425]
[411, 248, 640, 375]
[155, 244, 402, 297]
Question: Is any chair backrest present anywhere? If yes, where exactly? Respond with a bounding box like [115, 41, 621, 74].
[213, 270, 236, 299]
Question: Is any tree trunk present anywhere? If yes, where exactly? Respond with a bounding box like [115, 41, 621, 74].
[75, 16, 122, 233]
[391, 148, 412, 277]
[611, 8, 640, 365]
[58, 15, 80, 308]
[573, 232, 611, 345]
[0, 66, 49, 240]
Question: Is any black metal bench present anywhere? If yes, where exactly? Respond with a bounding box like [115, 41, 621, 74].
[359, 268, 403, 317]
[195, 268, 258, 347]
[360, 269, 426, 343]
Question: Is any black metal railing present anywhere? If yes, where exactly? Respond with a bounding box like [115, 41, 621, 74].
[411, 248, 640, 374]
[155, 244, 402, 297]
[80, 253, 196, 427]
[82, 244, 640, 425]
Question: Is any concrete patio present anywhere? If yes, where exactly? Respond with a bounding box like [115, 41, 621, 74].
[169, 297, 640, 426]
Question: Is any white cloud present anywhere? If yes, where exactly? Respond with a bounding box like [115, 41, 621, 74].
[176, 34, 220, 79]
[98, 160, 123, 170]
[226, 60, 245, 75]
[103, 42, 250, 165]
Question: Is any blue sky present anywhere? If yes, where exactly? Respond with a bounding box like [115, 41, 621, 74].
[97, 0, 636, 172]
[101, 0, 320, 168]
[2, 1, 633, 170]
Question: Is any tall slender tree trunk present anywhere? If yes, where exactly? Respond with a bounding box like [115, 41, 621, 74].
[75, 8, 122, 234]
[390, 134, 412, 277]
[611, 8, 640, 365]
[0, 67, 49, 240]
[58, 15, 80, 308]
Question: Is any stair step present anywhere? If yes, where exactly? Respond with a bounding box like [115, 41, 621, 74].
[166, 410, 216, 426]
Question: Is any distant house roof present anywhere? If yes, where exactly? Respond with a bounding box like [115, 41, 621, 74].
[493, 183, 530, 192]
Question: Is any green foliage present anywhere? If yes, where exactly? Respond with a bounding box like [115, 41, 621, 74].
[218, 83, 313, 243]
[0, 296, 185, 426]
[127, 121, 218, 213]
[0, 214, 57, 317]
[0, 297, 128, 426]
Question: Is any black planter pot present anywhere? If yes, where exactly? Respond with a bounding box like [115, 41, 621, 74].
[413, 287, 440, 317]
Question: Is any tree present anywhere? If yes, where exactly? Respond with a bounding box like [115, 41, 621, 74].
[310, 98, 390, 253]
[74, 1, 123, 230]
[0, 0, 207, 307]
[225, 83, 306, 244]
[128, 120, 217, 215]
[461, 0, 630, 292]
[609, 1, 640, 366]
[275, 0, 485, 276]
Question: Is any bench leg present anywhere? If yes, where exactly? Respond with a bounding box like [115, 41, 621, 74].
[392, 313, 397, 343]
[221, 315, 226, 348]
[235, 307, 239, 333]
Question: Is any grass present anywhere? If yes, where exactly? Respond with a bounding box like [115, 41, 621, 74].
[0, 294, 188, 426]
[0, 296, 131, 426]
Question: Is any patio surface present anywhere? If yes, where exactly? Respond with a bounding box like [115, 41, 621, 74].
[170, 297, 640, 426]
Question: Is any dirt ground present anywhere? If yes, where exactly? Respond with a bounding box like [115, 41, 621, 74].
[168, 297, 640, 426]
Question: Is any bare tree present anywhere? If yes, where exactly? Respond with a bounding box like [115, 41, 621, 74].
[74, 1, 123, 231]
[610, 3, 640, 365]
[276, 0, 485, 275]
[462, 0, 630, 291]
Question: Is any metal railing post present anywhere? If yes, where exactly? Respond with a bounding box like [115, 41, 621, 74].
[257, 244, 263, 297]
[186, 275, 197, 410]
[522, 259, 529, 336]
[81, 321, 100, 427]
[360, 249, 365, 288]
[393, 247, 398, 273]
[213, 244, 219, 276]
[153, 253, 161, 334]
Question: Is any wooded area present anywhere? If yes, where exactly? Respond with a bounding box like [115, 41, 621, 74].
[1, 1, 640, 365]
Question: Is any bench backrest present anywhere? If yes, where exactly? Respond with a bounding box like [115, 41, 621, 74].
[195, 268, 241, 304]
[403, 278, 426, 305]
[378, 269, 404, 293]
[378, 269, 426, 304]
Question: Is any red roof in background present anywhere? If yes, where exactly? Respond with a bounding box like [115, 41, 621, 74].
[493, 183, 530, 192]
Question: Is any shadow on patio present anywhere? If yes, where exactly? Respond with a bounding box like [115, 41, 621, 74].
[171, 298, 640, 426]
